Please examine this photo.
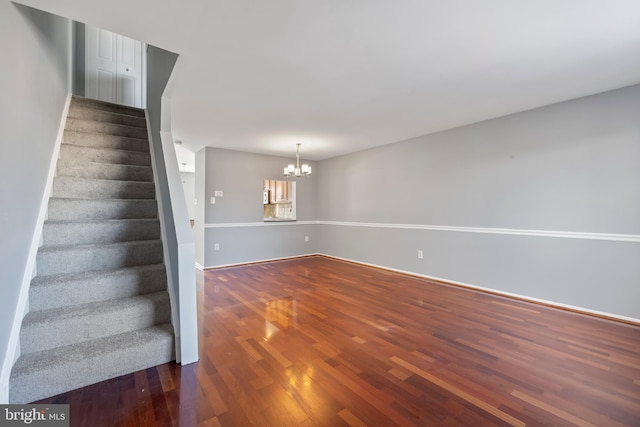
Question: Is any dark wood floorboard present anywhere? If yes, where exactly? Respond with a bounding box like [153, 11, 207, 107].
[37, 256, 640, 426]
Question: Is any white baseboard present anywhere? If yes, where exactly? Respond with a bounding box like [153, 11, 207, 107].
[0, 93, 72, 404]
[197, 253, 320, 270]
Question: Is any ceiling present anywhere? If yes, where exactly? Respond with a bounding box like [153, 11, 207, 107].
[16, 0, 640, 161]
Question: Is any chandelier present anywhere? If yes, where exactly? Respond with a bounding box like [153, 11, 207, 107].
[284, 143, 312, 177]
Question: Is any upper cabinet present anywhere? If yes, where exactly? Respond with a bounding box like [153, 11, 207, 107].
[263, 180, 296, 221]
[264, 179, 291, 204]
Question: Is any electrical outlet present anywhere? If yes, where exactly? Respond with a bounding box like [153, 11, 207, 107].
[417, 250, 423, 259]
[305, 236, 309, 242]
[210, 197, 215, 204]
[214, 243, 220, 251]
[194, 198, 197, 205]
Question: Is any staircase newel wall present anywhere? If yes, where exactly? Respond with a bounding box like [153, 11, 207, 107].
[146, 45, 199, 365]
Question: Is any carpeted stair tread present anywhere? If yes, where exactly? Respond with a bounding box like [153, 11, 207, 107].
[9, 323, 174, 403]
[43, 218, 160, 246]
[47, 198, 158, 220]
[29, 264, 167, 311]
[70, 95, 145, 117]
[59, 144, 151, 167]
[67, 105, 147, 128]
[38, 238, 162, 252]
[23, 291, 169, 324]
[12, 324, 173, 375]
[20, 291, 172, 354]
[36, 240, 163, 276]
[65, 118, 148, 139]
[63, 130, 150, 152]
[52, 176, 155, 199]
[30, 263, 165, 284]
[57, 160, 153, 182]
[43, 218, 160, 228]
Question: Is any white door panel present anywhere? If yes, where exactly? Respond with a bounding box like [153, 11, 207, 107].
[86, 27, 116, 103]
[119, 36, 136, 65]
[118, 75, 136, 107]
[97, 70, 116, 103]
[116, 34, 142, 107]
[86, 26, 145, 108]
[97, 28, 115, 61]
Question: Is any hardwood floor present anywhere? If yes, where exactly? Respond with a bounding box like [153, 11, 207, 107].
[38, 256, 640, 426]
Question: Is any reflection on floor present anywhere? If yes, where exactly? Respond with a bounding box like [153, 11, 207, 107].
[265, 296, 296, 340]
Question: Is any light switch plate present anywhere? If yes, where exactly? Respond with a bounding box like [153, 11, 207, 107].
[210, 197, 215, 204]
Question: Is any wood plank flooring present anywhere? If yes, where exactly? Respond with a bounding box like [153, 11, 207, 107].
[37, 255, 640, 426]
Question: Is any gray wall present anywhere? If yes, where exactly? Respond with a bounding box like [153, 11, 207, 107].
[317, 85, 640, 319]
[204, 224, 318, 267]
[0, 3, 71, 386]
[198, 147, 317, 267]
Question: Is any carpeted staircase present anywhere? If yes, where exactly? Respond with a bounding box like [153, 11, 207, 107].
[9, 96, 175, 403]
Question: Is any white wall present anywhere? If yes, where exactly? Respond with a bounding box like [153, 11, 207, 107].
[180, 172, 195, 220]
[0, 3, 71, 402]
[317, 85, 640, 320]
